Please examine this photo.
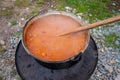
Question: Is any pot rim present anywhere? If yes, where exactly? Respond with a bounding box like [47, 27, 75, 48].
[22, 10, 90, 63]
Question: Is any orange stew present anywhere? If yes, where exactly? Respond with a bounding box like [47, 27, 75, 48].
[24, 14, 88, 61]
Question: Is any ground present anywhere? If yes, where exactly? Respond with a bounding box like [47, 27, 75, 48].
[0, 0, 120, 80]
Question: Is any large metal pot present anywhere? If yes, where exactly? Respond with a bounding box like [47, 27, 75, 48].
[22, 9, 90, 69]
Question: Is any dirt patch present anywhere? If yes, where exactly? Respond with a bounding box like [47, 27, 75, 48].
[0, 0, 14, 8]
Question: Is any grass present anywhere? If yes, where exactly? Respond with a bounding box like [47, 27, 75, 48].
[0, 76, 3, 80]
[34, 0, 44, 7]
[12, 31, 22, 37]
[0, 46, 6, 54]
[25, 8, 40, 18]
[0, 7, 13, 17]
[0, 43, 6, 54]
[16, 76, 22, 80]
[54, 0, 114, 23]
[10, 20, 17, 26]
[117, 21, 120, 25]
[21, 14, 28, 19]
[31, 8, 40, 15]
[15, 0, 32, 8]
[104, 33, 120, 48]
[15, 0, 44, 8]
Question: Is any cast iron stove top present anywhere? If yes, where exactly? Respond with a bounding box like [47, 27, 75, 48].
[15, 37, 98, 80]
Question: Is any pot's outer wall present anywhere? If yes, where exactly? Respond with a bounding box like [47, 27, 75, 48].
[15, 37, 98, 80]
[22, 10, 90, 63]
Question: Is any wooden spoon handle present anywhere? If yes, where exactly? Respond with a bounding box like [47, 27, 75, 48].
[59, 16, 120, 36]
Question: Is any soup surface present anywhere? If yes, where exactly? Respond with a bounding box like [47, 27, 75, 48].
[24, 14, 88, 61]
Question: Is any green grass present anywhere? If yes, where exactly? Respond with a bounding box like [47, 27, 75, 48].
[12, 31, 22, 37]
[25, 8, 40, 18]
[0, 43, 6, 54]
[31, 8, 40, 15]
[15, 0, 45, 7]
[10, 20, 17, 26]
[15, 0, 32, 7]
[54, 0, 113, 23]
[0, 8, 13, 17]
[0, 76, 3, 80]
[0, 48, 6, 54]
[117, 21, 120, 25]
[16, 76, 22, 80]
[104, 33, 120, 48]
[21, 14, 28, 19]
[35, 0, 44, 7]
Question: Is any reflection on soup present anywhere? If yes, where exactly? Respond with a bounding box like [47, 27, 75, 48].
[24, 14, 88, 61]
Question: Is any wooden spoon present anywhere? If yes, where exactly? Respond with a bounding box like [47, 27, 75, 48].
[58, 16, 120, 36]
